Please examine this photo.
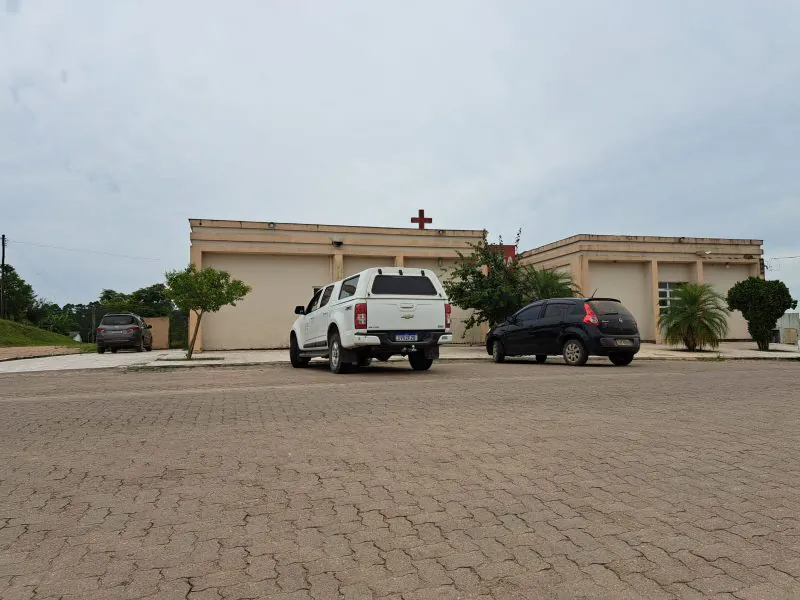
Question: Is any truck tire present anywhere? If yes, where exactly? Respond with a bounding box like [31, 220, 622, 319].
[409, 353, 433, 371]
[328, 332, 349, 374]
[290, 334, 310, 368]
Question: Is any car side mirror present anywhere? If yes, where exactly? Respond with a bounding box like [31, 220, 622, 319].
[295, 306, 305, 315]
[147, 324, 153, 329]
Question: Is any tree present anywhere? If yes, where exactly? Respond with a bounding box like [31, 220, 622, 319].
[727, 277, 797, 351]
[443, 231, 578, 335]
[0, 264, 35, 322]
[100, 284, 174, 318]
[658, 283, 729, 351]
[164, 265, 251, 359]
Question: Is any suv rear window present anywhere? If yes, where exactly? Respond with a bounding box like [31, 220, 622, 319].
[101, 315, 135, 326]
[371, 275, 437, 296]
[590, 301, 633, 316]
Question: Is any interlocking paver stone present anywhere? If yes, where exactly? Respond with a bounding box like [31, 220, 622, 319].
[0, 361, 799, 599]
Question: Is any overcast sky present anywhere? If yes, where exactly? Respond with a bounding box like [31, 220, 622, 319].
[1, 0, 799, 305]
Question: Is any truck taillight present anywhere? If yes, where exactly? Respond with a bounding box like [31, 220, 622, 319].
[583, 302, 600, 326]
[354, 303, 367, 329]
[445, 303, 452, 330]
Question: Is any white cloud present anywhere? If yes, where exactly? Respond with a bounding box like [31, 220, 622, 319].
[1, 0, 799, 303]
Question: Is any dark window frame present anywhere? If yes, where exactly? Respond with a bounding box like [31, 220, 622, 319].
[542, 302, 570, 320]
[319, 285, 334, 308]
[306, 289, 323, 314]
[514, 302, 544, 322]
[370, 274, 438, 296]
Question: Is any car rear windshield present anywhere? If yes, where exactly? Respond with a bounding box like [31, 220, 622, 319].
[371, 275, 437, 296]
[101, 315, 135, 326]
[590, 301, 633, 316]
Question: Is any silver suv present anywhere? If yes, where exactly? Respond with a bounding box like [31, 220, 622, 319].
[96, 313, 153, 353]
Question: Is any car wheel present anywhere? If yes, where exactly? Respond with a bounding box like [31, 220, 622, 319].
[328, 332, 349, 374]
[145, 344, 152, 352]
[135, 339, 144, 352]
[562, 339, 588, 366]
[97, 346, 105, 354]
[609, 354, 634, 366]
[357, 355, 372, 368]
[409, 353, 433, 371]
[491, 339, 506, 363]
[535, 355, 547, 364]
[290, 334, 310, 368]
[110, 347, 119, 354]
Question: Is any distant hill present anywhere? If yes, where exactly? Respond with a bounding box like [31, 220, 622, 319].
[0, 319, 92, 348]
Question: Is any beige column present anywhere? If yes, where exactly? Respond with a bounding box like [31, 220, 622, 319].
[649, 260, 660, 344]
[750, 261, 761, 278]
[332, 253, 344, 281]
[693, 259, 704, 284]
[579, 256, 590, 295]
[188, 247, 203, 353]
[394, 255, 404, 267]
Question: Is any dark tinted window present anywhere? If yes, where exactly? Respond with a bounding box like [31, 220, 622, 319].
[591, 300, 633, 316]
[319, 285, 334, 307]
[515, 304, 542, 322]
[306, 289, 323, 313]
[338, 275, 359, 300]
[371, 275, 437, 296]
[101, 315, 135, 326]
[542, 303, 569, 319]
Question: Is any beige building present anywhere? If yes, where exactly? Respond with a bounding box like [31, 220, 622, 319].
[518, 235, 763, 342]
[189, 219, 486, 350]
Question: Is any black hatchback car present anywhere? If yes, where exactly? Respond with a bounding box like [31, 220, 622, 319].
[486, 297, 640, 366]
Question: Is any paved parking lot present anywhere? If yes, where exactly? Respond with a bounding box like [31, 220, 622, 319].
[1, 361, 799, 599]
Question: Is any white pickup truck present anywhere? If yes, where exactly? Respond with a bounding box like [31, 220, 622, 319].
[289, 267, 453, 373]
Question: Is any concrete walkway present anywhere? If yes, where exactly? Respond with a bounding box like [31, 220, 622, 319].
[0, 342, 797, 374]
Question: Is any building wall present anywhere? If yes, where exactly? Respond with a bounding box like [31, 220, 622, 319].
[190, 220, 485, 350]
[588, 262, 654, 341]
[142, 316, 170, 350]
[518, 235, 763, 343]
[704, 264, 752, 340]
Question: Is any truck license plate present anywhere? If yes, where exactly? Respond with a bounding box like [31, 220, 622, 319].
[616, 339, 632, 346]
[396, 333, 418, 342]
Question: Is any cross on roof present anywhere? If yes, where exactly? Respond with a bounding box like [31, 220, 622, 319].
[411, 209, 432, 230]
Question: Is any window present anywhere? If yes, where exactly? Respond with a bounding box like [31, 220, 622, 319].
[371, 275, 437, 296]
[591, 300, 634, 317]
[319, 285, 334, 308]
[658, 282, 686, 313]
[542, 303, 569, 320]
[515, 303, 543, 322]
[100, 315, 135, 326]
[305, 289, 323, 314]
[338, 275, 359, 300]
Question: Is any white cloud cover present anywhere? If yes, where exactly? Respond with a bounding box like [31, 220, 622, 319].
[1, 0, 799, 304]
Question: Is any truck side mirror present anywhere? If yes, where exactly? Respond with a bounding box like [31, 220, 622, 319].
[295, 306, 305, 315]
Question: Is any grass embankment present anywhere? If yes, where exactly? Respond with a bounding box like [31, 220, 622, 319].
[0, 319, 95, 350]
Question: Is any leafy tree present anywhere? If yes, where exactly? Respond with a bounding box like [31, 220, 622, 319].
[100, 284, 173, 318]
[658, 283, 729, 351]
[443, 231, 578, 334]
[0, 264, 35, 322]
[727, 277, 797, 351]
[164, 265, 251, 359]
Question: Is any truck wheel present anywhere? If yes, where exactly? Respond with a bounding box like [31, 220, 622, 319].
[328, 332, 349, 374]
[409, 353, 433, 371]
[290, 334, 310, 368]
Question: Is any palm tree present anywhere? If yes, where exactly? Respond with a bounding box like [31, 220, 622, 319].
[658, 283, 729, 351]
[522, 266, 579, 300]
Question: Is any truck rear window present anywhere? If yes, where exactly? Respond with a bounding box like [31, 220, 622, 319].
[371, 275, 437, 296]
[590, 301, 633, 317]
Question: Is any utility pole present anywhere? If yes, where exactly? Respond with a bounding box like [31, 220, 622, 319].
[0, 234, 6, 320]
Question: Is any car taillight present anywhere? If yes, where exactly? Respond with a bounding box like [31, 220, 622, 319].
[354, 303, 367, 329]
[128, 326, 140, 332]
[583, 302, 600, 326]
[96, 327, 104, 333]
[445, 303, 452, 330]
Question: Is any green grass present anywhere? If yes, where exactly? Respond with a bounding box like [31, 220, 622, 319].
[0, 319, 95, 350]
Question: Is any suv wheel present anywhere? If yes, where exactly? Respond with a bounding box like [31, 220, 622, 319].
[492, 339, 506, 363]
[563, 339, 588, 366]
[110, 348, 118, 354]
[97, 346, 105, 354]
[290, 334, 310, 368]
[409, 353, 433, 371]
[328, 332, 349, 374]
[535, 355, 547, 364]
[609, 354, 634, 367]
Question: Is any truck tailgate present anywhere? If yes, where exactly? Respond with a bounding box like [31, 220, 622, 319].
[366, 298, 446, 332]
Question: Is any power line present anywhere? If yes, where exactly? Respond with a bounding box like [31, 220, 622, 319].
[9, 239, 163, 262]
